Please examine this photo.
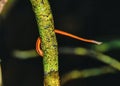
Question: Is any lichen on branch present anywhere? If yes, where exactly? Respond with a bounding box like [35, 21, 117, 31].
[30, 0, 60, 86]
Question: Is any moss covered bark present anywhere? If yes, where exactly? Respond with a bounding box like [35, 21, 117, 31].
[30, 0, 60, 86]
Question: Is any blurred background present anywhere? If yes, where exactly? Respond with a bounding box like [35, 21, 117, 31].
[0, 0, 120, 86]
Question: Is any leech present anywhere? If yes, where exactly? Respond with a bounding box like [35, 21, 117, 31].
[36, 29, 102, 56]
[36, 37, 43, 56]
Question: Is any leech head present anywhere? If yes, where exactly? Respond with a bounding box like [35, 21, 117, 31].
[91, 40, 102, 45]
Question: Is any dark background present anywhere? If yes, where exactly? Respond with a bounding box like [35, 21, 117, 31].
[0, 0, 120, 86]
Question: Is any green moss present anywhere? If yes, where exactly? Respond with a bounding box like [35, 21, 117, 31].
[30, 0, 60, 85]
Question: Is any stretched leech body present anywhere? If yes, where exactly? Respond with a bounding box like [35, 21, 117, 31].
[36, 29, 102, 56]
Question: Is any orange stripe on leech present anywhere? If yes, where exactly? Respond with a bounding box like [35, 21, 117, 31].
[54, 29, 102, 45]
[36, 37, 43, 56]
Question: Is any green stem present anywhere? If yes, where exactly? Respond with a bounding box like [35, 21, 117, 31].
[61, 66, 116, 85]
[30, 0, 60, 86]
[0, 64, 2, 86]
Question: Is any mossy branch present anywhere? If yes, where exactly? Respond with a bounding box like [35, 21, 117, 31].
[30, 0, 60, 86]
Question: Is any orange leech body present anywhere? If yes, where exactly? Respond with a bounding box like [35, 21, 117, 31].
[36, 29, 102, 56]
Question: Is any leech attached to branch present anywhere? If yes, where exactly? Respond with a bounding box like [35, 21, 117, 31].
[36, 29, 102, 56]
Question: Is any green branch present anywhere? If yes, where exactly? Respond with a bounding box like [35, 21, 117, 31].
[60, 47, 120, 71]
[30, 0, 60, 86]
[61, 66, 116, 85]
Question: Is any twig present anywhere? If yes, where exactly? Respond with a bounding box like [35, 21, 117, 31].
[60, 47, 120, 71]
[0, 0, 7, 14]
[0, 64, 2, 86]
[30, 0, 60, 86]
[61, 66, 116, 85]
